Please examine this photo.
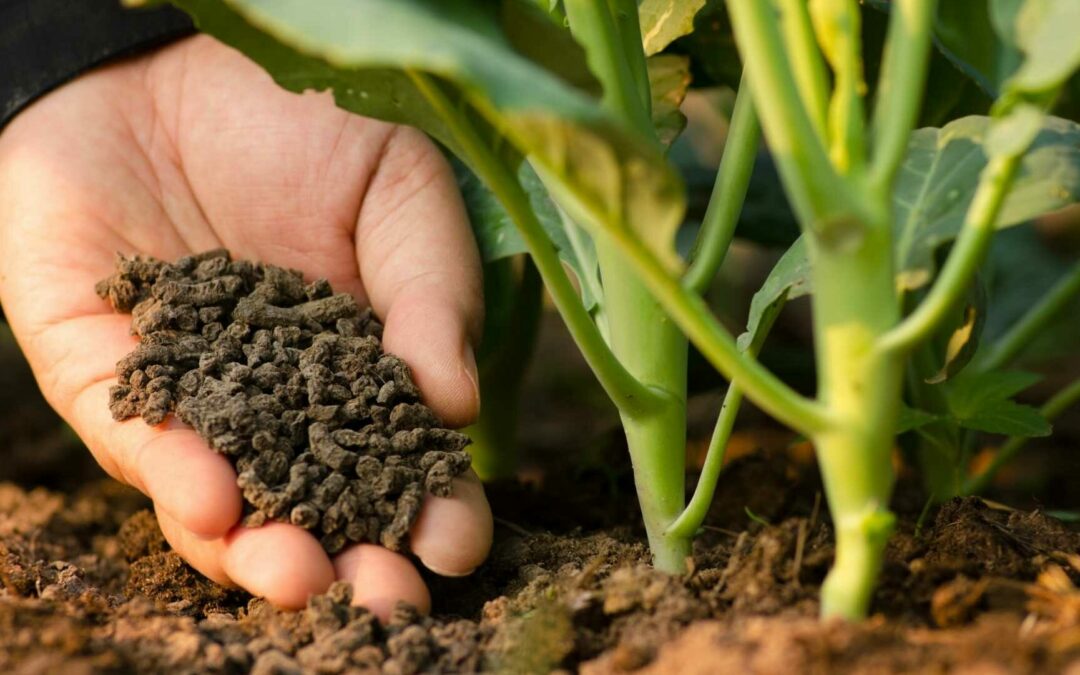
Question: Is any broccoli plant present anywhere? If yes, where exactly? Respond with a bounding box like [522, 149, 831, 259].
[158, 0, 1080, 619]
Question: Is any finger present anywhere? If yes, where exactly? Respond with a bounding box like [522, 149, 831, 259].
[155, 507, 232, 587]
[12, 301, 242, 541]
[409, 471, 493, 577]
[355, 127, 483, 428]
[72, 379, 243, 540]
[333, 544, 430, 622]
[222, 522, 335, 610]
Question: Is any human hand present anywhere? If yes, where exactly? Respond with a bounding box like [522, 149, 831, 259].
[0, 35, 492, 619]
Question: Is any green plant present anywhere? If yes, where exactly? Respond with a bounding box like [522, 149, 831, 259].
[157, 0, 1080, 620]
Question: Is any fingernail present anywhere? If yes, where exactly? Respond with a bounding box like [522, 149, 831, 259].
[421, 560, 478, 578]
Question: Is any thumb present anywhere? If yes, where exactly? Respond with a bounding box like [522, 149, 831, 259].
[354, 126, 483, 428]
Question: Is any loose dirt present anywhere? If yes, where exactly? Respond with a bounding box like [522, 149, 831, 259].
[0, 451, 1078, 673]
[96, 251, 471, 554]
[1, 271, 1079, 673]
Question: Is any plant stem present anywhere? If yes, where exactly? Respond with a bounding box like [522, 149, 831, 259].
[906, 341, 965, 500]
[558, 205, 610, 340]
[684, 72, 761, 295]
[777, 0, 829, 139]
[576, 218, 832, 436]
[563, 0, 654, 138]
[407, 71, 661, 416]
[607, 0, 652, 114]
[724, 0, 863, 232]
[592, 228, 693, 573]
[811, 0, 867, 174]
[465, 259, 543, 480]
[963, 377, 1080, 495]
[666, 296, 785, 539]
[869, 0, 937, 192]
[620, 385, 693, 571]
[537, 0, 825, 434]
[567, 0, 828, 437]
[809, 229, 903, 619]
[564, 0, 694, 572]
[878, 154, 1022, 355]
[976, 260, 1080, 372]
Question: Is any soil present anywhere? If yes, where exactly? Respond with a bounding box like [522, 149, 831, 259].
[96, 251, 471, 554]
[2, 296, 1080, 672]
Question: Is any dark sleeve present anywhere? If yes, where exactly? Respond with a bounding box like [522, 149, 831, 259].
[0, 0, 195, 129]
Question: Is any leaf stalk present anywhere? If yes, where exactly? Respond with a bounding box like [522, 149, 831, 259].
[684, 71, 762, 295]
[407, 71, 662, 417]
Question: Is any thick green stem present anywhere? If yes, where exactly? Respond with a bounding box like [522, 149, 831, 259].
[976, 260, 1080, 372]
[684, 72, 761, 295]
[810, 229, 902, 619]
[607, 0, 652, 114]
[578, 219, 833, 436]
[725, 0, 865, 231]
[777, 0, 830, 139]
[563, 0, 654, 138]
[466, 259, 543, 480]
[810, 0, 867, 174]
[621, 388, 693, 572]
[963, 377, 1080, 495]
[563, 0, 692, 572]
[407, 71, 661, 416]
[821, 507, 896, 618]
[594, 222, 691, 573]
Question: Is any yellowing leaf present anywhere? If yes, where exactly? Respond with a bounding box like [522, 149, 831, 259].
[639, 0, 707, 56]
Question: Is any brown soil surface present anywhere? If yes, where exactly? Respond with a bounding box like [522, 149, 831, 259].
[3, 312, 1080, 673]
[0, 455, 1077, 674]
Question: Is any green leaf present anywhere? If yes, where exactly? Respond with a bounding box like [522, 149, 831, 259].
[873, 0, 1080, 104]
[861, 2, 994, 126]
[941, 369, 1050, 437]
[742, 237, 812, 345]
[171, 0, 462, 151]
[173, 0, 685, 271]
[648, 54, 691, 147]
[1001, 0, 1080, 96]
[528, 0, 565, 22]
[639, 0, 708, 56]
[1044, 510, 1080, 523]
[893, 115, 1080, 291]
[456, 159, 601, 312]
[945, 369, 1042, 415]
[669, 0, 742, 89]
[930, 0, 1021, 96]
[871, 0, 1080, 105]
[499, 0, 599, 94]
[982, 228, 1080, 364]
[896, 405, 942, 433]
[956, 399, 1051, 437]
[738, 114, 1079, 337]
[924, 284, 986, 385]
[456, 160, 562, 261]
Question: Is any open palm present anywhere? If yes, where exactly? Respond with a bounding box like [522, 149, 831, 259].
[0, 35, 491, 618]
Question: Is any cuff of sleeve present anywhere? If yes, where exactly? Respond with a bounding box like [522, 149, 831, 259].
[1, 0, 195, 129]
